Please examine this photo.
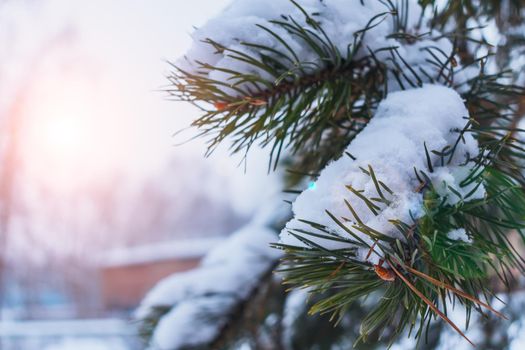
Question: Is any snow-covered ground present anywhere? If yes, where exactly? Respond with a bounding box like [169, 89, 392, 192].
[43, 338, 129, 350]
[0, 318, 141, 350]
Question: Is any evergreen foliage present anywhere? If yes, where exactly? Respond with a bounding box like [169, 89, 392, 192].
[153, 0, 525, 348]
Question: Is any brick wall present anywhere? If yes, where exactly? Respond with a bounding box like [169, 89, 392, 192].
[100, 258, 200, 311]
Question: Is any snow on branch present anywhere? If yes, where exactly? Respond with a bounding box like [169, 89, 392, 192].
[280, 84, 483, 264]
[178, 0, 470, 94]
[169, 0, 476, 171]
[151, 0, 525, 347]
[274, 83, 525, 345]
[136, 223, 282, 349]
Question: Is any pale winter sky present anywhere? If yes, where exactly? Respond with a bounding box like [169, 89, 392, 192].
[1, 0, 280, 216]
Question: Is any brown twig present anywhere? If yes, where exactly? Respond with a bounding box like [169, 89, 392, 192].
[385, 259, 476, 347]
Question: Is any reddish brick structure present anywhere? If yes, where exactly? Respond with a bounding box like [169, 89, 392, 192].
[100, 258, 200, 311]
[98, 237, 224, 311]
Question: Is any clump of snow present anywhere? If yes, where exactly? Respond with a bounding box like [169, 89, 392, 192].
[181, 0, 394, 78]
[180, 0, 473, 96]
[431, 165, 485, 206]
[280, 85, 485, 264]
[282, 289, 309, 349]
[136, 223, 282, 349]
[151, 297, 238, 349]
[446, 228, 471, 243]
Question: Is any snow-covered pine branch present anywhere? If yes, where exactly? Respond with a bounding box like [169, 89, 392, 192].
[136, 214, 285, 349]
[170, 0, 477, 171]
[144, 0, 525, 347]
[280, 84, 484, 264]
[275, 83, 525, 344]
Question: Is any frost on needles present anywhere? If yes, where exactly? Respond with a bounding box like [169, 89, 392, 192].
[280, 85, 484, 264]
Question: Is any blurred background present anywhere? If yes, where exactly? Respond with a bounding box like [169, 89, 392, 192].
[0, 1, 280, 348]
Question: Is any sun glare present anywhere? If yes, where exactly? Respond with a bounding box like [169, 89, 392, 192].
[40, 112, 90, 163]
[20, 73, 129, 192]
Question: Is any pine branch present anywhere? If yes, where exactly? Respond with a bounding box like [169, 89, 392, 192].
[276, 141, 525, 346]
[167, 1, 479, 173]
[156, 1, 525, 348]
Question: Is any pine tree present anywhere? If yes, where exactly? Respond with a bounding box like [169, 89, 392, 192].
[138, 1, 525, 349]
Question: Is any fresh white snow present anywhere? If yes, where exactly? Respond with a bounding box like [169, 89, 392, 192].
[42, 338, 128, 350]
[446, 228, 471, 243]
[0, 319, 136, 350]
[280, 85, 484, 264]
[0, 319, 135, 338]
[136, 223, 282, 349]
[282, 289, 309, 349]
[180, 0, 393, 83]
[139, 1, 496, 347]
[179, 0, 472, 96]
[150, 297, 238, 349]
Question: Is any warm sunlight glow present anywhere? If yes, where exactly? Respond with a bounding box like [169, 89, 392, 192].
[20, 71, 133, 192]
[40, 113, 91, 163]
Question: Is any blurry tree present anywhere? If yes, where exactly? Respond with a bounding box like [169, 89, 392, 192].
[0, 0, 251, 324]
[0, 0, 72, 311]
[122, 158, 247, 245]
